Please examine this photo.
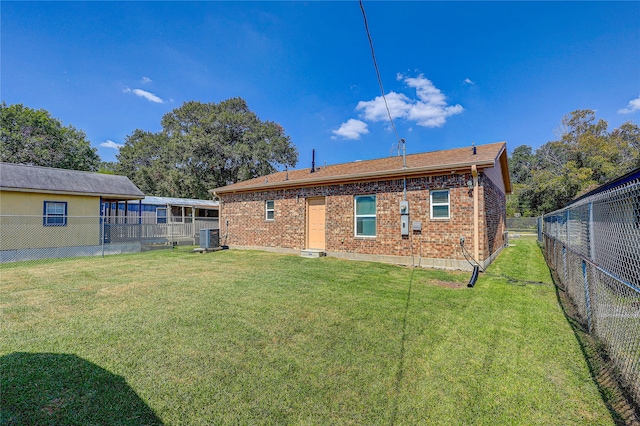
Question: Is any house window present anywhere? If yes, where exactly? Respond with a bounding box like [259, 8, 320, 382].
[156, 207, 167, 224]
[431, 190, 450, 219]
[43, 201, 67, 226]
[265, 200, 275, 220]
[355, 195, 376, 237]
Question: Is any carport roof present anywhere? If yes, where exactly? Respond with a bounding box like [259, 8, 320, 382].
[142, 196, 218, 208]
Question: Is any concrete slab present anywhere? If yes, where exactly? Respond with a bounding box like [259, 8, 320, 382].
[300, 249, 326, 258]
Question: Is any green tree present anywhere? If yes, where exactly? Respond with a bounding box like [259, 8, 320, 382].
[0, 102, 100, 171]
[506, 145, 537, 217]
[116, 98, 298, 198]
[508, 144, 536, 185]
[98, 161, 118, 174]
[526, 110, 640, 214]
[116, 130, 170, 196]
[609, 121, 640, 169]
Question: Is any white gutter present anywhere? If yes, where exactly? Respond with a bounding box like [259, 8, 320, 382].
[471, 165, 479, 263]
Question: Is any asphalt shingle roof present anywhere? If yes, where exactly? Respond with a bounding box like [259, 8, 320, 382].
[213, 142, 508, 194]
[0, 162, 145, 199]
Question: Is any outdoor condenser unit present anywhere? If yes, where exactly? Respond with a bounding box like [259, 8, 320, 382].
[200, 228, 220, 249]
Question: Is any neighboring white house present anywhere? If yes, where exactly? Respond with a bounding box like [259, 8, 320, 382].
[101, 196, 219, 245]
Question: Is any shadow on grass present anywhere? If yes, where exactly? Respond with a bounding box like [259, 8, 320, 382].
[1, 352, 163, 426]
[549, 273, 640, 426]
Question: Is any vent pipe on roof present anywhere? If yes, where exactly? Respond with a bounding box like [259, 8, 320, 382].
[311, 149, 316, 173]
[472, 141, 476, 155]
[401, 138, 406, 169]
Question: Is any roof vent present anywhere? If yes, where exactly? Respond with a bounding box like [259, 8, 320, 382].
[311, 149, 316, 173]
[472, 142, 476, 155]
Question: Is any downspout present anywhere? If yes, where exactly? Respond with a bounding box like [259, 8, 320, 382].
[401, 138, 407, 201]
[472, 165, 479, 264]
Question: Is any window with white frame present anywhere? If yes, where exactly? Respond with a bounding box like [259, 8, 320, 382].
[430, 190, 450, 219]
[43, 201, 67, 226]
[355, 195, 376, 237]
[156, 207, 167, 224]
[265, 200, 275, 220]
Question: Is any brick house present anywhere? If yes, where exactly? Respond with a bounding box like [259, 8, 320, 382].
[211, 142, 511, 270]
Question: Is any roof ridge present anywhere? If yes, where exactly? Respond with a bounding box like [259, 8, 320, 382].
[213, 141, 509, 194]
[0, 162, 117, 177]
[280, 141, 506, 173]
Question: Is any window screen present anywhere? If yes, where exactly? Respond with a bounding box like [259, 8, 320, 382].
[266, 200, 275, 220]
[355, 195, 376, 236]
[431, 190, 450, 219]
[43, 201, 67, 226]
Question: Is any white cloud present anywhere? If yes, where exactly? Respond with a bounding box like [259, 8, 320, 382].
[331, 119, 369, 140]
[464, 78, 475, 85]
[408, 103, 465, 128]
[332, 73, 463, 140]
[356, 92, 412, 122]
[402, 74, 447, 104]
[100, 140, 124, 150]
[123, 87, 164, 103]
[618, 96, 640, 114]
[358, 74, 463, 128]
[141, 76, 152, 84]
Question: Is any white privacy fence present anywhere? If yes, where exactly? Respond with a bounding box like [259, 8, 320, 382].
[0, 215, 218, 264]
[541, 169, 640, 407]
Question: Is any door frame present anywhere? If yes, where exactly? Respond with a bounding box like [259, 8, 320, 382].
[306, 196, 326, 250]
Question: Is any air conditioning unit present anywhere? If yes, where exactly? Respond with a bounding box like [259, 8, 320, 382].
[200, 228, 220, 249]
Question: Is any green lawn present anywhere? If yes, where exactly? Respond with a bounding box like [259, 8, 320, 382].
[1, 239, 615, 425]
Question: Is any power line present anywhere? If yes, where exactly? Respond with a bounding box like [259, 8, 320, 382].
[359, 1, 402, 148]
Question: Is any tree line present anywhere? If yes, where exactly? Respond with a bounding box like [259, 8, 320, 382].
[2, 102, 638, 209]
[508, 109, 640, 216]
[1, 99, 298, 199]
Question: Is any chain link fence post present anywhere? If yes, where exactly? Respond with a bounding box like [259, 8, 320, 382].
[101, 217, 105, 258]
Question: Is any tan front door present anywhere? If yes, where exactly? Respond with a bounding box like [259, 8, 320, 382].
[307, 197, 326, 250]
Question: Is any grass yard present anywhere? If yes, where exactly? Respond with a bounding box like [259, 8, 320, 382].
[1, 239, 616, 425]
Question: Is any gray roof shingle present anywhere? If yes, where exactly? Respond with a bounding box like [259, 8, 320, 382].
[0, 162, 145, 199]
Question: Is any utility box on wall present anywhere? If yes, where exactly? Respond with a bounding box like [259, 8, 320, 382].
[401, 215, 410, 235]
[400, 201, 409, 236]
[200, 228, 220, 249]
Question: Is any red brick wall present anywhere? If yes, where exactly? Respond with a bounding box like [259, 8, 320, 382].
[220, 172, 506, 262]
[481, 174, 507, 256]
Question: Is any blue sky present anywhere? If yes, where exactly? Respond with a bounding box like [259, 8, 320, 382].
[2, 1, 639, 169]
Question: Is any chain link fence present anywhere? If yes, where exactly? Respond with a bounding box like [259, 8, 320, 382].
[541, 169, 640, 408]
[506, 217, 539, 234]
[0, 215, 219, 265]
